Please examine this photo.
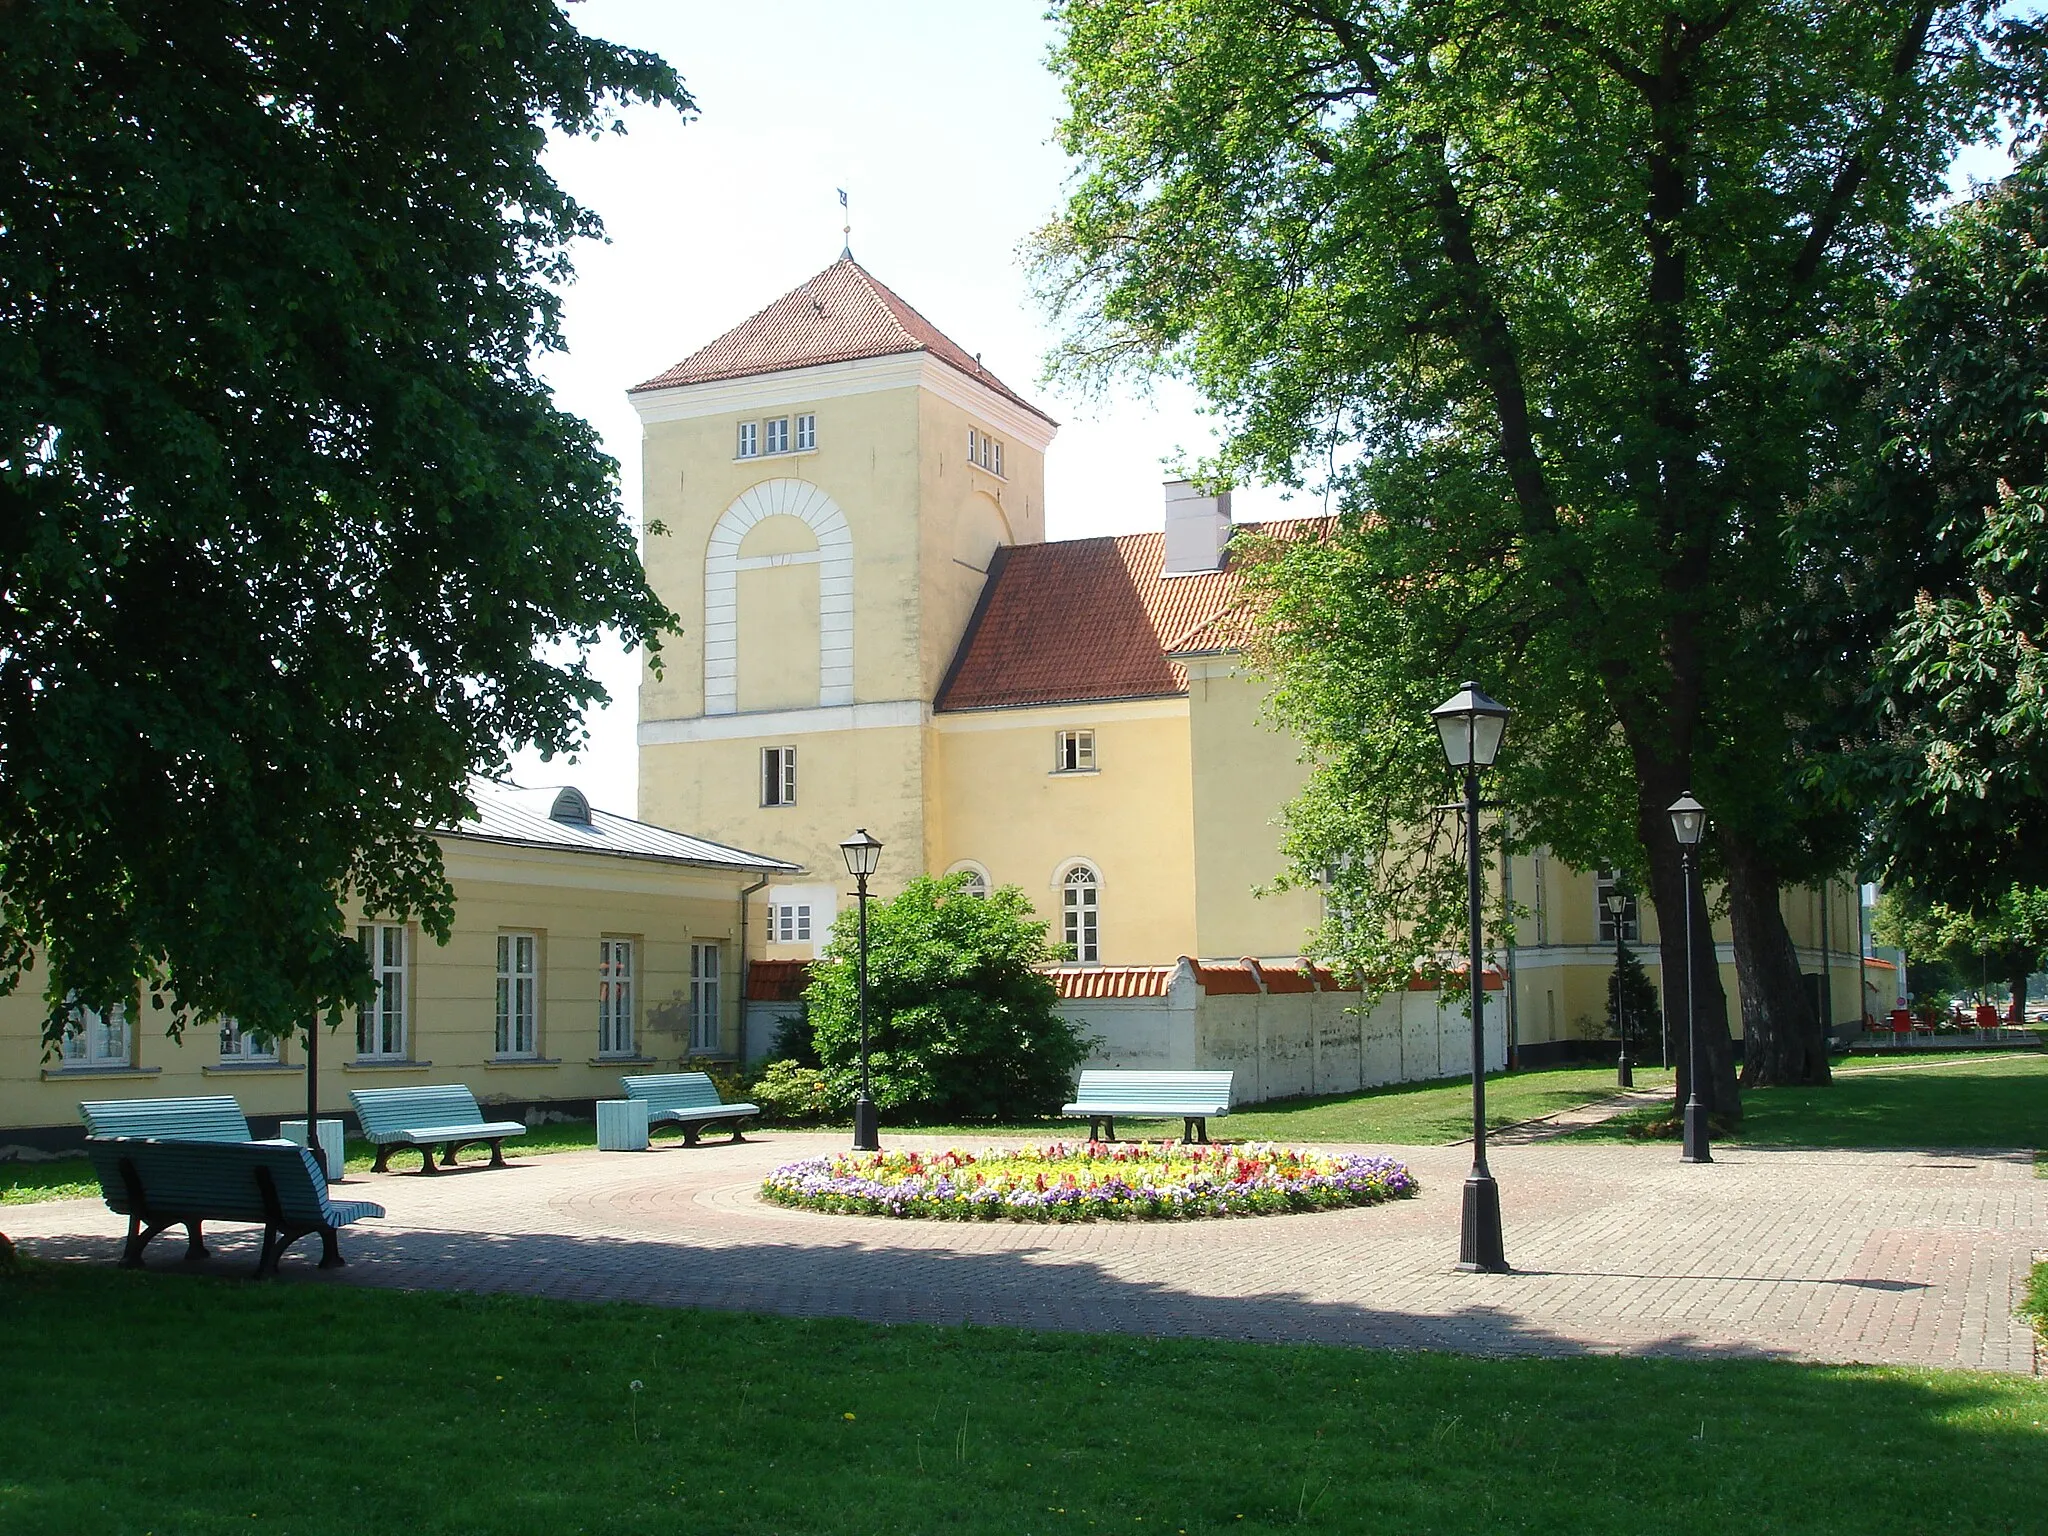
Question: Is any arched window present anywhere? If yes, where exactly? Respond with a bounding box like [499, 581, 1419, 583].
[1062, 865, 1100, 963]
[959, 870, 989, 898]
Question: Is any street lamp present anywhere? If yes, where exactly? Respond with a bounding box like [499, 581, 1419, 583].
[1605, 885, 1633, 1089]
[1668, 791, 1711, 1165]
[1430, 681, 1512, 1273]
[839, 827, 884, 1152]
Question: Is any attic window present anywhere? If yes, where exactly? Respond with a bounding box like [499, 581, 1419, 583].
[549, 787, 592, 825]
[968, 427, 1004, 478]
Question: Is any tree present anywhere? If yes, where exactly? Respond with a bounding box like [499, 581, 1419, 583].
[1607, 942, 1664, 1065]
[804, 874, 1091, 1121]
[1040, 0, 2018, 1108]
[1871, 885, 2048, 1024]
[0, 4, 685, 1051]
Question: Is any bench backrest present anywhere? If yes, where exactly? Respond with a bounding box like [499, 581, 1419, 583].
[621, 1072, 728, 1113]
[1070, 1070, 1236, 1110]
[79, 1095, 254, 1143]
[348, 1083, 486, 1140]
[86, 1136, 335, 1225]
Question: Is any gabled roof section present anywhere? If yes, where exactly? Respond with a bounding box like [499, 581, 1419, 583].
[935, 518, 1329, 712]
[443, 785, 801, 874]
[630, 256, 1055, 425]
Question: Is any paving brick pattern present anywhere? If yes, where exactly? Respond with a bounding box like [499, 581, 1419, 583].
[12, 1134, 2041, 1374]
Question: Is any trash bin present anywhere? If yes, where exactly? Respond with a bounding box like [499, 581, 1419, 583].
[281, 1118, 346, 1180]
[597, 1098, 650, 1152]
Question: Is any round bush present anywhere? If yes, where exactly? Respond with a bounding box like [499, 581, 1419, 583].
[759, 1141, 1418, 1222]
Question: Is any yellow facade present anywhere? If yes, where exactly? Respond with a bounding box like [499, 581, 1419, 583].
[0, 830, 770, 1137]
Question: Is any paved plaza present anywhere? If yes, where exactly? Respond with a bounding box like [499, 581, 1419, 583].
[11, 1132, 2042, 1374]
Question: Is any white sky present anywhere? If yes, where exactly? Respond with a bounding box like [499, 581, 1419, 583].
[509, 1, 1304, 813]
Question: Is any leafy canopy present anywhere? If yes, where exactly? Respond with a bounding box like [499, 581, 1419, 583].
[0, 2, 687, 1043]
[804, 874, 1091, 1121]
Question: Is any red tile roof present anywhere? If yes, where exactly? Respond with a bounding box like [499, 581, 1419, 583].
[935, 520, 1328, 712]
[630, 257, 1054, 424]
[1046, 966, 1177, 999]
[746, 959, 811, 1003]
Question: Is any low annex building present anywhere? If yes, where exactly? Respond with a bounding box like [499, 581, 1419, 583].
[0, 784, 796, 1147]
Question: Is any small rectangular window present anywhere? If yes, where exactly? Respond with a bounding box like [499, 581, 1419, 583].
[770, 904, 813, 944]
[795, 413, 816, 451]
[598, 938, 636, 1057]
[1595, 870, 1640, 944]
[968, 427, 979, 463]
[496, 932, 539, 1058]
[736, 421, 758, 458]
[357, 923, 409, 1060]
[60, 998, 131, 1068]
[1054, 729, 1096, 773]
[689, 943, 722, 1053]
[218, 1018, 279, 1064]
[765, 417, 789, 454]
[761, 746, 796, 806]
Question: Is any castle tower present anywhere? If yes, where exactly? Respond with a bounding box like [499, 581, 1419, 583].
[629, 257, 1057, 941]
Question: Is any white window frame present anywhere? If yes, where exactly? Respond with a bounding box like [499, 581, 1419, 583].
[795, 413, 816, 451]
[217, 1018, 279, 1064]
[770, 904, 813, 943]
[357, 923, 409, 1061]
[953, 867, 990, 899]
[761, 745, 796, 806]
[59, 997, 131, 1069]
[736, 421, 758, 458]
[968, 427, 979, 463]
[764, 416, 790, 455]
[1062, 865, 1101, 965]
[993, 439, 1004, 477]
[689, 943, 722, 1053]
[1595, 870, 1640, 944]
[496, 931, 539, 1058]
[1053, 729, 1096, 774]
[598, 937, 636, 1058]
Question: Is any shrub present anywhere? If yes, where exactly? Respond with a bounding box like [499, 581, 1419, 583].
[750, 1060, 845, 1125]
[804, 873, 1091, 1121]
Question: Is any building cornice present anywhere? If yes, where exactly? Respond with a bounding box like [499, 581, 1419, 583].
[639, 698, 929, 745]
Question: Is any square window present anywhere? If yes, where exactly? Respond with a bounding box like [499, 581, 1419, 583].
[736, 421, 758, 458]
[795, 413, 816, 451]
[761, 746, 796, 806]
[770, 904, 813, 944]
[218, 1018, 279, 1064]
[1054, 729, 1096, 773]
[765, 417, 789, 454]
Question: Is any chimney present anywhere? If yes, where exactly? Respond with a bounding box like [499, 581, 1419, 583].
[1161, 479, 1233, 576]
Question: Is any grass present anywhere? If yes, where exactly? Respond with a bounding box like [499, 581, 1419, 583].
[1, 1264, 2043, 1536]
[1573, 1051, 2048, 1151]
[2021, 1260, 2048, 1349]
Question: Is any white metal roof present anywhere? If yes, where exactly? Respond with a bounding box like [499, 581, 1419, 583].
[441, 784, 802, 875]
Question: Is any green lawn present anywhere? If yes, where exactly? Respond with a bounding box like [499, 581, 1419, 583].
[1574, 1051, 2048, 1151]
[0, 1265, 2041, 1536]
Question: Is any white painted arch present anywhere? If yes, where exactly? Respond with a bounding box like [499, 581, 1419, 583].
[704, 479, 854, 715]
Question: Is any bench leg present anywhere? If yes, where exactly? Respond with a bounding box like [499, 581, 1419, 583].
[730, 1118, 748, 1144]
[121, 1214, 168, 1269]
[1184, 1117, 1208, 1145]
[441, 1142, 463, 1169]
[415, 1145, 439, 1174]
[487, 1139, 508, 1168]
[371, 1144, 392, 1174]
[683, 1124, 702, 1148]
[317, 1225, 345, 1269]
[256, 1224, 282, 1278]
[1088, 1116, 1114, 1143]
[184, 1220, 211, 1261]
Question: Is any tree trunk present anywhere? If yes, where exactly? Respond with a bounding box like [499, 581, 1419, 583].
[1635, 778, 1741, 1120]
[1723, 833, 1832, 1087]
[2009, 960, 2031, 1027]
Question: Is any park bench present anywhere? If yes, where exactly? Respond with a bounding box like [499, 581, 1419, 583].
[348, 1084, 526, 1173]
[1061, 1069, 1236, 1144]
[84, 1136, 384, 1277]
[621, 1072, 760, 1146]
[79, 1094, 268, 1144]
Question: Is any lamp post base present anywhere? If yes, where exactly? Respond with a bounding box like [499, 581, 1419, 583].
[1455, 1174, 1509, 1273]
[1616, 1058, 1634, 1089]
[1681, 1099, 1712, 1163]
[852, 1095, 880, 1153]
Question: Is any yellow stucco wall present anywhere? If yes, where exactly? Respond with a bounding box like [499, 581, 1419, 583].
[931, 700, 1197, 964]
[0, 837, 757, 1135]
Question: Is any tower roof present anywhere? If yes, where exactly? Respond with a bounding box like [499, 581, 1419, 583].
[630, 256, 1054, 424]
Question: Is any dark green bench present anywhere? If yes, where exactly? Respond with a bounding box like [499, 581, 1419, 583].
[1061, 1069, 1236, 1144]
[347, 1084, 526, 1173]
[622, 1072, 760, 1146]
[84, 1137, 384, 1277]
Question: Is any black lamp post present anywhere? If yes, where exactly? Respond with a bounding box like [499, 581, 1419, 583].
[1431, 681, 1512, 1274]
[1668, 791, 1711, 1164]
[1606, 886, 1633, 1089]
[839, 827, 883, 1153]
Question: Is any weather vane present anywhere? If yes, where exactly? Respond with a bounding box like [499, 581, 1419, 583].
[838, 186, 852, 260]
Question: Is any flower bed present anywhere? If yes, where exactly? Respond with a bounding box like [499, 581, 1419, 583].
[759, 1141, 1418, 1222]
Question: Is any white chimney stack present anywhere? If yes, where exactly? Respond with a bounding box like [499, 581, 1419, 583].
[1161, 479, 1233, 576]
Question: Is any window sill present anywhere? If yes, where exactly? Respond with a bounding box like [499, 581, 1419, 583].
[202, 1062, 303, 1076]
[591, 1055, 656, 1066]
[40, 1065, 161, 1081]
[1048, 768, 1100, 777]
[734, 447, 819, 464]
[485, 1056, 562, 1069]
[343, 1059, 434, 1073]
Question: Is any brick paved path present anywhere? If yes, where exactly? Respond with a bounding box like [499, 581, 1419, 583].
[12, 1135, 2041, 1373]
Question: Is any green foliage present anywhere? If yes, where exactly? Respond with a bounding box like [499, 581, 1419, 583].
[0, 4, 687, 1046]
[1872, 885, 2048, 1010]
[804, 874, 1089, 1121]
[749, 1060, 846, 1126]
[1605, 943, 1663, 1061]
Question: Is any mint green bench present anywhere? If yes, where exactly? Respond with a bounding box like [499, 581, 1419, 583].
[79, 1094, 267, 1143]
[621, 1072, 760, 1146]
[84, 1137, 384, 1276]
[1061, 1070, 1235, 1144]
[348, 1084, 526, 1173]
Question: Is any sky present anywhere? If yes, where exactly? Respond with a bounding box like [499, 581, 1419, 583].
[511, 2, 1302, 812]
